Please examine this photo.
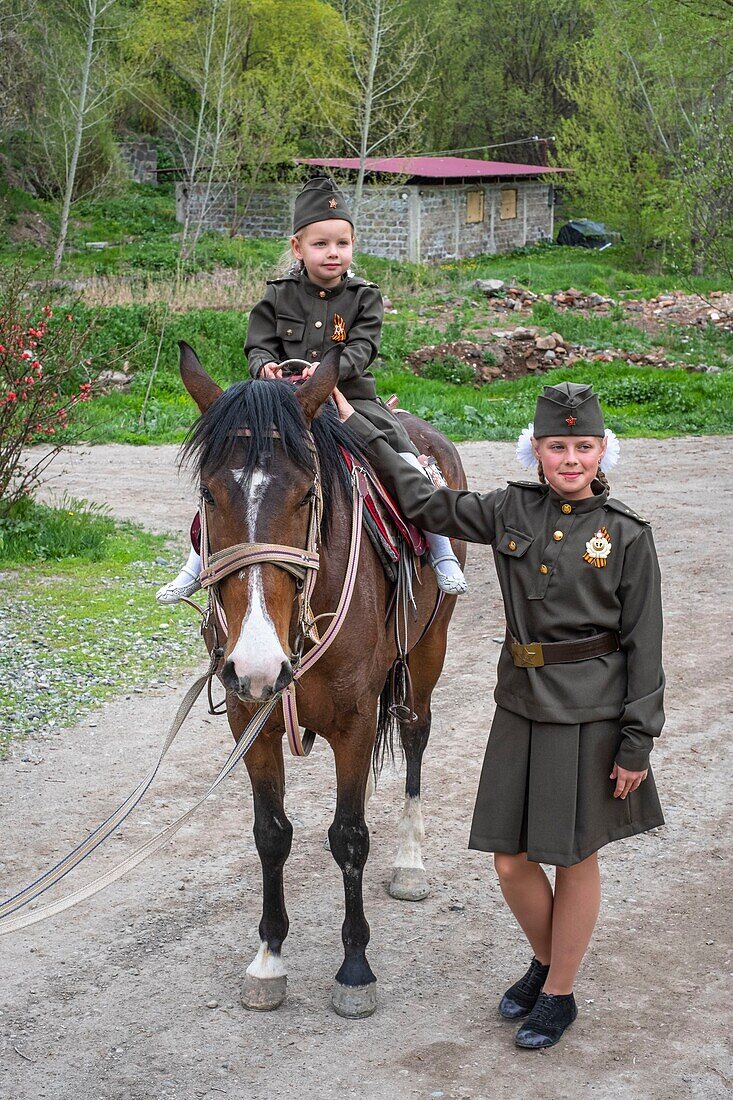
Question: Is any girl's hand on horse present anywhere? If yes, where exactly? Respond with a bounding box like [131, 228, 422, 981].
[259, 363, 282, 379]
[609, 762, 648, 799]
[332, 387, 355, 422]
[300, 363, 319, 379]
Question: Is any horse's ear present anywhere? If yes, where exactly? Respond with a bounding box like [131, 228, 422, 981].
[295, 344, 342, 424]
[179, 341, 223, 413]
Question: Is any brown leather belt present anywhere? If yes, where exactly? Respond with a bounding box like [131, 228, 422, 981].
[506, 629, 620, 668]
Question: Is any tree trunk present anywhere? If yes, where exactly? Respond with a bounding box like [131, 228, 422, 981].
[354, 0, 381, 218]
[53, 0, 97, 272]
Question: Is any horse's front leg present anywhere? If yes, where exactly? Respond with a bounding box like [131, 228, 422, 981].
[328, 721, 377, 1018]
[240, 728, 292, 1011]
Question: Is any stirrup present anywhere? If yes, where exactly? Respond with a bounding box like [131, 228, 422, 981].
[428, 554, 468, 595]
[155, 575, 202, 605]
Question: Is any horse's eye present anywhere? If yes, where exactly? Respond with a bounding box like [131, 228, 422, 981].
[201, 486, 215, 506]
[298, 486, 315, 508]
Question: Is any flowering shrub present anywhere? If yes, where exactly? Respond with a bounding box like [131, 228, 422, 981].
[0, 268, 99, 510]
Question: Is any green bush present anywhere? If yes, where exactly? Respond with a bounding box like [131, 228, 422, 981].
[0, 496, 115, 563]
[422, 354, 476, 386]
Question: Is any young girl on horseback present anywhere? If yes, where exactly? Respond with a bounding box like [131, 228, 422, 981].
[156, 176, 467, 603]
[334, 379, 665, 1050]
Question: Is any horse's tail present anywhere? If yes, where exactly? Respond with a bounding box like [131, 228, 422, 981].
[373, 674, 398, 779]
[373, 658, 412, 778]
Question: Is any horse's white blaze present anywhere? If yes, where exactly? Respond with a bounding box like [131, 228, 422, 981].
[227, 468, 289, 691]
[246, 941, 287, 980]
[394, 795, 426, 870]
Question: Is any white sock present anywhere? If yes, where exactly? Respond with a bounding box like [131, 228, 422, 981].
[171, 545, 202, 586]
[398, 452, 464, 580]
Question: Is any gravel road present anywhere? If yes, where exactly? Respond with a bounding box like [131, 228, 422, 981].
[2, 437, 731, 1100]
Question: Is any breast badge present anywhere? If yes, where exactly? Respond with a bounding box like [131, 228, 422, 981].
[332, 314, 346, 342]
[583, 527, 612, 568]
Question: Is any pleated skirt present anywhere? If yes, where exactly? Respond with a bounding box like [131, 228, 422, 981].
[468, 706, 664, 867]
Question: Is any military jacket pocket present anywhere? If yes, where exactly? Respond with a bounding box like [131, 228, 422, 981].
[276, 316, 306, 343]
[497, 527, 534, 558]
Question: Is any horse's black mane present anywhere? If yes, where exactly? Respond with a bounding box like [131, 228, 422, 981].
[181, 379, 362, 544]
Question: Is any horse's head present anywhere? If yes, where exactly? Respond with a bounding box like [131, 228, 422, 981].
[179, 341, 349, 701]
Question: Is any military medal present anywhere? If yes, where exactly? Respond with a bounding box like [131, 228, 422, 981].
[332, 314, 346, 342]
[583, 527, 612, 567]
[329, 198, 338, 208]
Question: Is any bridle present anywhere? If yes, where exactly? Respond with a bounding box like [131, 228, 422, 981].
[196, 422, 367, 756]
[197, 427, 325, 656]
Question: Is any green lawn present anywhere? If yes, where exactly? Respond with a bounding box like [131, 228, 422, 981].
[0, 506, 207, 753]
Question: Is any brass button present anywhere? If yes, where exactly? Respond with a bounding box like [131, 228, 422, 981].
[561, 503, 572, 514]
[311, 351, 318, 359]
[508, 540, 517, 551]
[539, 564, 549, 575]
[286, 328, 293, 336]
[315, 320, 323, 328]
[319, 290, 326, 298]
[553, 530, 564, 541]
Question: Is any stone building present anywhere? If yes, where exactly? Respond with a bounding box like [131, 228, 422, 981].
[175, 156, 564, 262]
[118, 141, 158, 184]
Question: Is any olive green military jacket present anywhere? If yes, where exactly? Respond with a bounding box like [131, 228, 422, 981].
[245, 271, 383, 401]
[349, 412, 665, 772]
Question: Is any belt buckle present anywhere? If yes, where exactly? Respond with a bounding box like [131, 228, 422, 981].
[511, 641, 544, 668]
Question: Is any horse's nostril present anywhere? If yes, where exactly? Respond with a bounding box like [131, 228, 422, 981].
[274, 660, 294, 693]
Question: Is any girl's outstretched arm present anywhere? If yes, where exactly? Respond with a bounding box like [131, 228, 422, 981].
[334, 392, 498, 545]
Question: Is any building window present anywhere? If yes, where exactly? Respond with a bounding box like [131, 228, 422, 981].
[466, 190, 484, 223]
[500, 188, 518, 220]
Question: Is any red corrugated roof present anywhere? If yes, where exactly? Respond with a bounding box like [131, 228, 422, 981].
[300, 156, 563, 178]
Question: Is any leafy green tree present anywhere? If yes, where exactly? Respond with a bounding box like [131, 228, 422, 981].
[558, 0, 733, 266]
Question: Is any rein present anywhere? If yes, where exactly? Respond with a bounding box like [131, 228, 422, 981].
[0, 464, 366, 934]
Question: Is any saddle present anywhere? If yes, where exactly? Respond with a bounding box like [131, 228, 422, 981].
[340, 447, 427, 583]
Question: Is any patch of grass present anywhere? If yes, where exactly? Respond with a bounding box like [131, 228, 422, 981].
[530, 301, 654, 354]
[377, 361, 733, 440]
[0, 508, 205, 753]
[0, 496, 116, 563]
[422, 355, 476, 386]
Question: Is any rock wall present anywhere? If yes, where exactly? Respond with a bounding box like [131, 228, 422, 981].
[175, 179, 555, 260]
[118, 142, 158, 184]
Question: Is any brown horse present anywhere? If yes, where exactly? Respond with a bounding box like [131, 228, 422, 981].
[179, 340, 466, 1018]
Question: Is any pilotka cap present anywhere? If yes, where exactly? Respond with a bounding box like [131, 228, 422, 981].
[533, 381, 605, 437]
[293, 176, 354, 234]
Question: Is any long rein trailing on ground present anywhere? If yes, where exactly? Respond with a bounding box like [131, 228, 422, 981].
[0, 406, 368, 936]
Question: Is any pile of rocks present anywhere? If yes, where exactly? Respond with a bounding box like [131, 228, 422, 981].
[474, 279, 539, 311]
[405, 328, 690, 386]
[547, 288, 616, 311]
[623, 290, 732, 332]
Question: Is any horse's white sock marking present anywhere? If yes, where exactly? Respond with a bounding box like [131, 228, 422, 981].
[246, 941, 287, 979]
[227, 469, 289, 692]
[394, 795, 426, 870]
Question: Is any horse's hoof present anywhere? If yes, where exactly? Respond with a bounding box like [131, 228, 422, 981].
[389, 866, 430, 901]
[331, 980, 377, 1019]
[241, 973, 287, 1011]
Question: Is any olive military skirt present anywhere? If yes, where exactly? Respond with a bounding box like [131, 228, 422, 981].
[468, 706, 664, 867]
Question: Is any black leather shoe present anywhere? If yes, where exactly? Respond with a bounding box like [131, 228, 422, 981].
[515, 992, 578, 1049]
[498, 957, 550, 1020]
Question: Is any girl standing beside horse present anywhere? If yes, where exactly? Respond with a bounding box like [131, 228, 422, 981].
[334, 379, 665, 1049]
[156, 176, 466, 603]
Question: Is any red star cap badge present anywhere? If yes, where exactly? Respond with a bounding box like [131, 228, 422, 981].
[329, 198, 338, 208]
[565, 415, 577, 426]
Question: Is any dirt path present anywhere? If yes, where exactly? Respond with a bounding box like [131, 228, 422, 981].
[3, 439, 732, 1100]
